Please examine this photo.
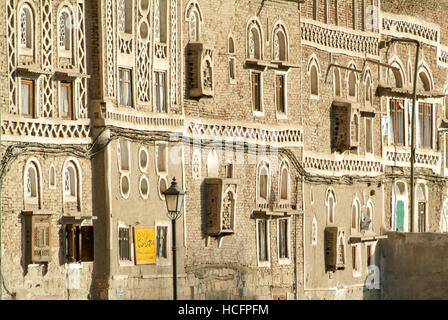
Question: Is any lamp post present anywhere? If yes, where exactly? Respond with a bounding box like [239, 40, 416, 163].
[163, 177, 185, 300]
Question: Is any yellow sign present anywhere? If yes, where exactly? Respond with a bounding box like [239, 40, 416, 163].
[134, 227, 156, 264]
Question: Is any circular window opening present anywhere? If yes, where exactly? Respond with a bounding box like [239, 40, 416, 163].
[140, 175, 149, 199]
[139, 147, 149, 172]
[120, 174, 130, 198]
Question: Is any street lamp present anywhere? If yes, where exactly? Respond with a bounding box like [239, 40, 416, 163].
[163, 177, 185, 300]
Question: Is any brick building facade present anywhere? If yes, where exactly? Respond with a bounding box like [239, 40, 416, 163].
[0, 0, 447, 300]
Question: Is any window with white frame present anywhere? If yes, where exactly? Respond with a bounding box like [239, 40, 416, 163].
[119, 68, 133, 107]
[251, 71, 262, 113]
[257, 219, 270, 266]
[24, 161, 39, 204]
[351, 199, 360, 232]
[351, 244, 361, 277]
[257, 161, 270, 203]
[326, 189, 336, 224]
[63, 163, 78, 201]
[273, 26, 287, 62]
[248, 21, 262, 60]
[20, 78, 35, 118]
[275, 73, 286, 115]
[60, 81, 74, 119]
[279, 161, 290, 201]
[118, 225, 133, 263]
[58, 9, 73, 56]
[348, 69, 357, 98]
[154, 70, 167, 112]
[418, 102, 433, 149]
[19, 5, 34, 54]
[278, 218, 290, 263]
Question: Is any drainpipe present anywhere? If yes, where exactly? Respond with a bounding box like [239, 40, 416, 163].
[294, 176, 299, 300]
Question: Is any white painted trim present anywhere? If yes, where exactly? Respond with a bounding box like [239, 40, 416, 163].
[277, 218, 291, 265]
[256, 219, 271, 268]
[275, 70, 288, 120]
[139, 174, 150, 200]
[117, 222, 134, 267]
[155, 220, 171, 267]
[138, 146, 149, 173]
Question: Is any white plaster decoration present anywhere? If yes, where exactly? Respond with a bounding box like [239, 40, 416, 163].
[381, 12, 439, 46]
[384, 146, 441, 174]
[301, 19, 379, 58]
[170, 0, 178, 105]
[187, 121, 303, 147]
[136, 0, 151, 104]
[303, 153, 383, 176]
[139, 175, 150, 199]
[7, 0, 17, 114]
[1, 116, 91, 144]
[105, 0, 116, 98]
[77, 1, 88, 119]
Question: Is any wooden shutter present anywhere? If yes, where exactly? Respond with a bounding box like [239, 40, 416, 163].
[81, 226, 94, 262]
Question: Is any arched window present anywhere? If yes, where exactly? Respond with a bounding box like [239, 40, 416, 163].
[257, 161, 270, 202]
[279, 161, 290, 201]
[189, 10, 200, 41]
[58, 9, 72, 53]
[365, 74, 372, 104]
[207, 150, 219, 178]
[228, 36, 235, 54]
[418, 71, 431, 92]
[326, 189, 336, 224]
[348, 70, 357, 97]
[228, 36, 236, 82]
[441, 201, 448, 233]
[19, 5, 33, 52]
[365, 201, 373, 231]
[273, 25, 288, 61]
[333, 68, 341, 96]
[248, 20, 262, 60]
[351, 113, 359, 144]
[118, 139, 130, 172]
[389, 61, 405, 89]
[310, 65, 319, 96]
[25, 162, 39, 202]
[222, 190, 235, 231]
[416, 184, 427, 232]
[351, 199, 360, 231]
[393, 181, 408, 232]
[64, 163, 78, 200]
[49, 165, 56, 189]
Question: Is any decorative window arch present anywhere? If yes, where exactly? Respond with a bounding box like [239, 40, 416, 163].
[18, 3, 34, 54]
[272, 23, 288, 62]
[185, 0, 203, 42]
[364, 70, 373, 105]
[307, 56, 321, 97]
[418, 65, 433, 92]
[389, 58, 406, 89]
[24, 158, 41, 205]
[247, 18, 263, 60]
[279, 160, 290, 202]
[351, 197, 361, 232]
[325, 188, 336, 224]
[63, 162, 78, 201]
[257, 160, 271, 203]
[393, 181, 408, 232]
[58, 6, 73, 56]
[333, 67, 341, 97]
[347, 62, 358, 98]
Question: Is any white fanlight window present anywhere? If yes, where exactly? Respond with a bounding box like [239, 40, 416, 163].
[58, 9, 73, 56]
[257, 161, 270, 202]
[19, 5, 34, 54]
[64, 163, 78, 201]
[25, 162, 39, 203]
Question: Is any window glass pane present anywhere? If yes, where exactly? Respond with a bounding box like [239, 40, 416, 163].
[60, 85, 69, 116]
[397, 110, 403, 144]
[418, 107, 423, 147]
[125, 82, 131, 106]
[119, 80, 124, 106]
[21, 82, 30, 115]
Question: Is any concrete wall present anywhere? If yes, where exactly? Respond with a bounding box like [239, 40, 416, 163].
[381, 232, 448, 300]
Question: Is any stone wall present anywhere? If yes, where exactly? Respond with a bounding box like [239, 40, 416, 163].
[381, 232, 448, 299]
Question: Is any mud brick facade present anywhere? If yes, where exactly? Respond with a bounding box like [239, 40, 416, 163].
[0, 0, 448, 300]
